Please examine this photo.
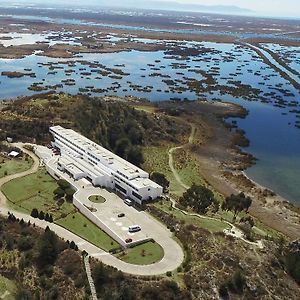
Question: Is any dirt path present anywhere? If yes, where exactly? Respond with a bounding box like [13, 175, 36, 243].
[168, 123, 196, 191]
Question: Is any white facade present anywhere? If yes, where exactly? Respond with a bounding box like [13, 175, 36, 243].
[50, 126, 163, 204]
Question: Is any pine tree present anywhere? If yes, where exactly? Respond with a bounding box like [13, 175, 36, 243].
[45, 213, 50, 222]
[31, 208, 38, 218]
[38, 211, 45, 220]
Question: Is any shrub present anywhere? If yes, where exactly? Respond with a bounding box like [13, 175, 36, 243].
[57, 179, 71, 190]
[53, 187, 65, 198]
[18, 236, 33, 251]
[69, 241, 76, 249]
[31, 208, 38, 218]
[38, 211, 45, 220]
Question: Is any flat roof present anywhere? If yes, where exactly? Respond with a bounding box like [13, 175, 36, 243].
[8, 151, 20, 157]
[50, 125, 149, 180]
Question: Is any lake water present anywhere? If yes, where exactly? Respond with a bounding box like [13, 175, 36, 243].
[0, 36, 299, 204]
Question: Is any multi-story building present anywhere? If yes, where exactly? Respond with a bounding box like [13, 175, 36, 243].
[50, 126, 163, 204]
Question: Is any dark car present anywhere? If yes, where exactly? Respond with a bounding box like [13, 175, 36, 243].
[118, 213, 125, 218]
[125, 238, 132, 243]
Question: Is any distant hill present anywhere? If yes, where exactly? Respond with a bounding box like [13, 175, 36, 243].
[0, 0, 252, 14]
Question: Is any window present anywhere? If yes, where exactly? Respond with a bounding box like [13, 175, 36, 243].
[115, 183, 127, 195]
[132, 191, 142, 200]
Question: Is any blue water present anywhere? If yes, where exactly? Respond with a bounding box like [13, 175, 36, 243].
[230, 100, 300, 203]
[0, 39, 299, 204]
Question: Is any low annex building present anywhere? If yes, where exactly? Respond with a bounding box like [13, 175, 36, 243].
[50, 126, 163, 204]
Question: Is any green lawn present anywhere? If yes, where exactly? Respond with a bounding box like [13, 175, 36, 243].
[117, 240, 164, 265]
[56, 212, 119, 252]
[154, 201, 229, 233]
[0, 155, 33, 178]
[2, 168, 75, 220]
[0, 275, 17, 300]
[89, 195, 106, 204]
[2, 167, 121, 251]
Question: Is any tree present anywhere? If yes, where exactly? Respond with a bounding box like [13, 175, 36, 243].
[69, 241, 76, 249]
[17, 236, 33, 251]
[285, 250, 300, 284]
[150, 172, 170, 192]
[57, 179, 71, 190]
[38, 211, 45, 220]
[222, 193, 252, 217]
[179, 184, 215, 214]
[31, 208, 38, 218]
[53, 187, 65, 198]
[16, 288, 33, 300]
[45, 213, 50, 222]
[65, 187, 75, 202]
[37, 227, 59, 267]
[219, 283, 229, 299]
[114, 137, 131, 158]
[93, 262, 109, 288]
[127, 146, 144, 167]
[227, 271, 246, 294]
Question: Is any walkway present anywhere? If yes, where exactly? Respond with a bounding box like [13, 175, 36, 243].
[84, 255, 98, 300]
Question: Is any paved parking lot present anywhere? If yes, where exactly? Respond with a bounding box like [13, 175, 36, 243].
[77, 187, 151, 244]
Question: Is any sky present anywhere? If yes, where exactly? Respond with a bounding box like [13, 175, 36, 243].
[160, 0, 300, 17]
[2, 0, 300, 18]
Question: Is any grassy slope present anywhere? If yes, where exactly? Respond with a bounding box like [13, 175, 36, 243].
[0, 156, 33, 178]
[56, 212, 119, 252]
[2, 168, 75, 220]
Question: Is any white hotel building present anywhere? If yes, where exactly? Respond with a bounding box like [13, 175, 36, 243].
[50, 126, 163, 204]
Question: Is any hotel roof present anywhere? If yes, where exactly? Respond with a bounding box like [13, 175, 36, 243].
[50, 125, 149, 181]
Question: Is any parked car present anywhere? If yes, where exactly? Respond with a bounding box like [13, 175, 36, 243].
[118, 213, 125, 218]
[125, 238, 132, 243]
[128, 225, 141, 233]
[124, 198, 133, 206]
